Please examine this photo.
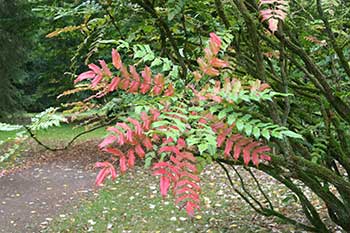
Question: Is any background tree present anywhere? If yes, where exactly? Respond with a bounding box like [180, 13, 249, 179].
[0, 0, 31, 117]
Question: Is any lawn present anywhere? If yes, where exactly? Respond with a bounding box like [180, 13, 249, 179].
[44, 165, 301, 233]
[0, 123, 313, 232]
[0, 123, 106, 142]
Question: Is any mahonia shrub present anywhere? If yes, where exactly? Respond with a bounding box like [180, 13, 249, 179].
[73, 33, 300, 217]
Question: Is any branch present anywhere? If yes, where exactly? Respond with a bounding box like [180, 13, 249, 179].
[133, 0, 187, 79]
[24, 119, 115, 151]
[316, 0, 350, 78]
[214, 0, 230, 29]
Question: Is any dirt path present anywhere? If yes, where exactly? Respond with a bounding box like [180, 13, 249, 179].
[0, 141, 107, 233]
[0, 161, 97, 233]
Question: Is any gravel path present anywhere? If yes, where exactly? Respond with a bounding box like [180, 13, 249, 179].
[0, 161, 97, 233]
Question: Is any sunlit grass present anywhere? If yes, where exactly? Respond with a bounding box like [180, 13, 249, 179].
[0, 124, 106, 143]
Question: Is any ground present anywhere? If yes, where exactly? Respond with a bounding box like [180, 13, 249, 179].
[0, 134, 337, 232]
[0, 141, 107, 233]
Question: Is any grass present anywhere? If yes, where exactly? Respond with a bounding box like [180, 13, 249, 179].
[44, 165, 300, 233]
[0, 123, 107, 144]
[34, 124, 107, 143]
[0, 124, 106, 142]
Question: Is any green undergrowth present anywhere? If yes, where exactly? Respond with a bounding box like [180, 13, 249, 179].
[45, 167, 295, 233]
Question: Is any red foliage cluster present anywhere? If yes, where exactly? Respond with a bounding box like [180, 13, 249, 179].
[74, 33, 271, 217]
[212, 121, 271, 166]
[259, 0, 288, 33]
[74, 49, 174, 99]
[153, 140, 200, 216]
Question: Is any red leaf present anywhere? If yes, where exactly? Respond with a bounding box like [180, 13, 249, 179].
[260, 154, 271, 161]
[108, 76, 121, 92]
[242, 142, 261, 165]
[95, 168, 108, 186]
[153, 74, 164, 95]
[140, 66, 152, 94]
[108, 127, 125, 145]
[209, 32, 221, 55]
[233, 138, 252, 160]
[176, 180, 201, 191]
[197, 58, 208, 73]
[95, 161, 111, 168]
[177, 138, 187, 149]
[95, 161, 115, 186]
[164, 83, 174, 96]
[104, 147, 124, 157]
[210, 57, 229, 68]
[176, 186, 199, 196]
[175, 193, 200, 205]
[179, 152, 196, 162]
[112, 48, 122, 69]
[217, 127, 232, 147]
[193, 71, 202, 82]
[135, 144, 145, 158]
[204, 67, 220, 76]
[252, 146, 271, 166]
[159, 146, 180, 155]
[91, 75, 103, 88]
[74, 71, 95, 84]
[119, 78, 130, 90]
[140, 112, 151, 130]
[153, 162, 171, 169]
[160, 176, 171, 197]
[116, 123, 133, 142]
[224, 139, 233, 157]
[142, 136, 153, 150]
[179, 170, 200, 182]
[98, 135, 117, 149]
[127, 149, 135, 168]
[127, 117, 143, 135]
[128, 65, 140, 93]
[109, 166, 117, 180]
[150, 109, 161, 121]
[153, 168, 168, 176]
[99, 60, 112, 77]
[120, 156, 127, 173]
[88, 63, 102, 76]
[204, 48, 213, 61]
[210, 32, 222, 48]
[185, 201, 199, 217]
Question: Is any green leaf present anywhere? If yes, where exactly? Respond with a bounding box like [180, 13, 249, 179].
[271, 130, 284, 139]
[227, 114, 237, 125]
[236, 119, 244, 132]
[208, 145, 217, 156]
[151, 120, 169, 128]
[218, 110, 227, 120]
[253, 127, 260, 139]
[151, 58, 162, 67]
[198, 143, 208, 155]
[162, 59, 172, 71]
[244, 124, 253, 136]
[261, 129, 270, 141]
[282, 130, 303, 139]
